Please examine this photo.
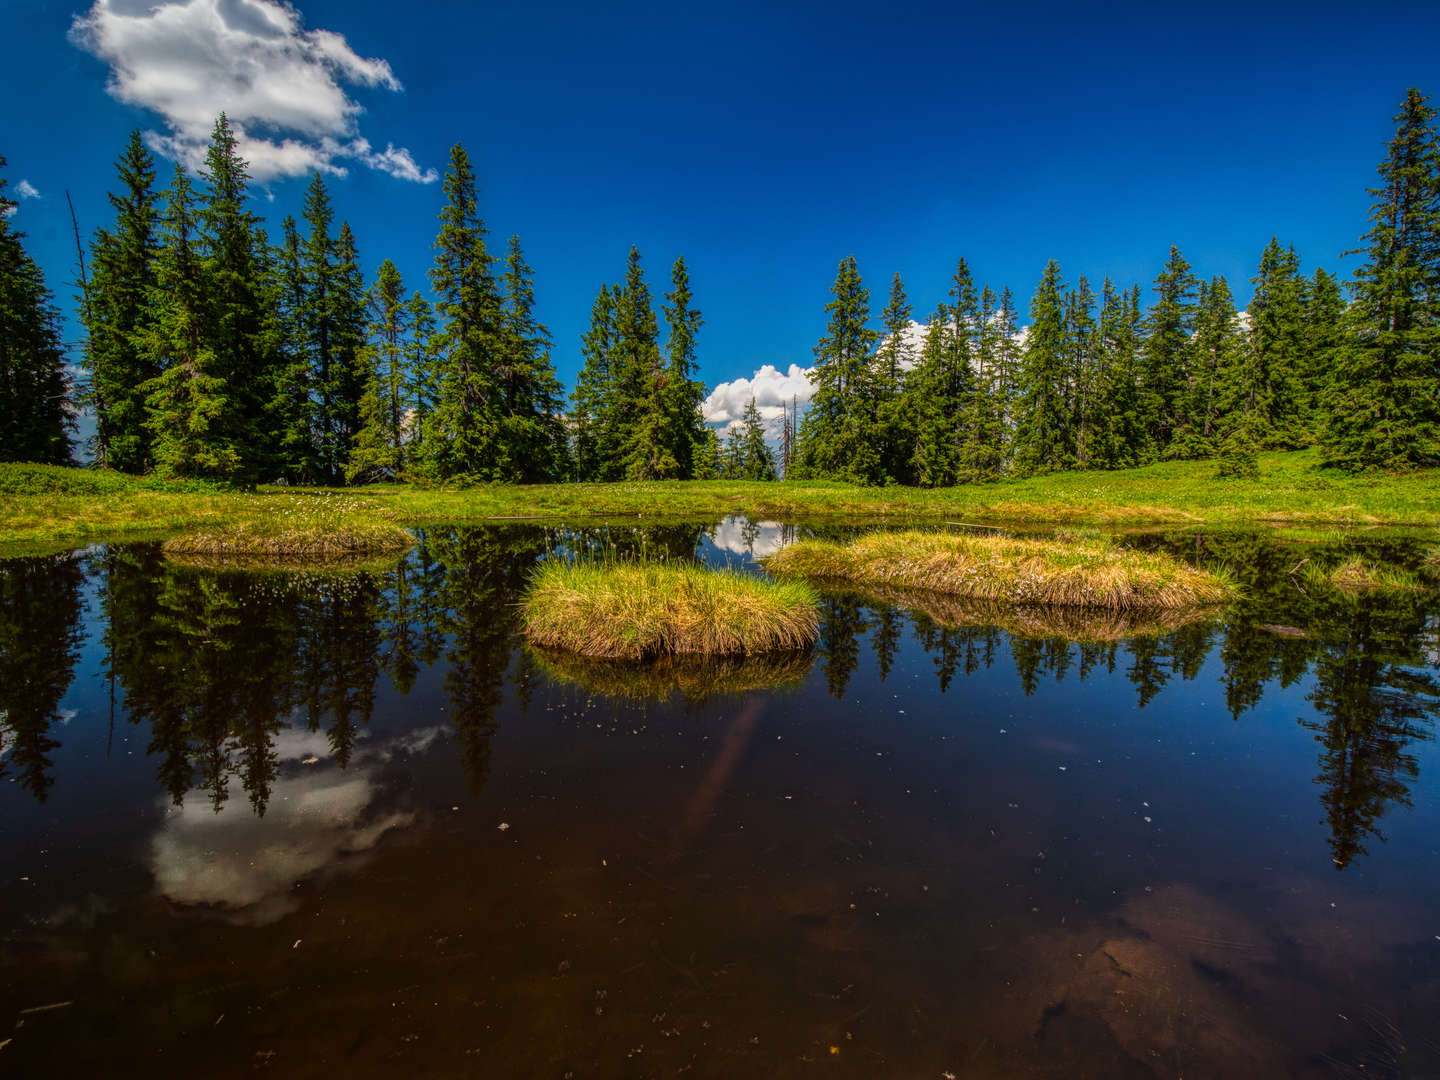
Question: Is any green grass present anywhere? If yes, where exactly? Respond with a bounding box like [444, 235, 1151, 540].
[2, 450, 1439, 555]
[520, 558, 819, 660]
[1302, 557, 1423, 592]
[763, 530, 1236, 610]
[529, 647, 813, 700]
[159, 492, 413, 561]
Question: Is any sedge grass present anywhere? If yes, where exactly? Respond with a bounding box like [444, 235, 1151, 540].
[158, 491, 413, 562]
[1303, 557, 1422, 592]
[836, 585, 1221, 641]
[521, 558, 819, 660]
[763, 530, 1235, 611]
[529, 647, 813, 701]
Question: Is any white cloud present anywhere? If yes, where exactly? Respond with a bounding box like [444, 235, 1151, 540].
[70, 0, 436, 184]
[15, 180, 40, 200]
[709, 517, 792, 559]
[149, 722, 447, 924]
[703, 362, 814, 436]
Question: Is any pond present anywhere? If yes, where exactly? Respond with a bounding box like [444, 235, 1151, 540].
[1, 520, 1438, 1077]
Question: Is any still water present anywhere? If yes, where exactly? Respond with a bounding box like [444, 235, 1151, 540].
[1, 520, 1438, 1078]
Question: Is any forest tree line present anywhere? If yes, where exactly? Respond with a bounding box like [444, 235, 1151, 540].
[2, 89, 1439, 483]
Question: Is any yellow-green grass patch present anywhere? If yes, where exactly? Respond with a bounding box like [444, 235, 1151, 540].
[762, 530, 1235, 611]
[521, 559, 819, 660]
[529, 648, 813, 701]
[1304, 557, 1422, 592]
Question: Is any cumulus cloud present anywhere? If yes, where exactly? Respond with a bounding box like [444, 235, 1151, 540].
[15, 180, 40, 200]
[70, 0, 436, 184]
[150, 722, 447, 924]
[708, 518, 792, 559]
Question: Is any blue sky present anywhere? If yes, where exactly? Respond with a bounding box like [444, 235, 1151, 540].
[5, 0, 1440, 427]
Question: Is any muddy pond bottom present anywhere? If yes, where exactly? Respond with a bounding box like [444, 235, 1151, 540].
[1, 522, 1438, 1078]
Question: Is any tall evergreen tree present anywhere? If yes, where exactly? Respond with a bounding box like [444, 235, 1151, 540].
[611, 246, 676, 480]
[301, 172, 337, 477]
[1137, 245, 1198, 456]
[194, 114, 280, 484]
[874, 271, 915, 482]
[405, 291, 439, 440]
[794, 255, 880, 482]
[1012, 259, 1073, 476]
[1174, 275, 1241, 459]
[661, 256, 707, 478]
[729, 397, 776, 480]
[84, 131, 159, 472]
[496, 234, 566, 481]
[0, 159, 73, 464]
[421, 143, 504, 479]
[907, 306, 962, 486]
[143, 164, 242, 479]
[347, 259, 410, 482]
[1246, 238, 1308, 447]
[327, 221, 368, 479]
[271, 214, 320, 482]
[1304, 267, 1346, 424]
[1067, 276, 1100, 467]
[570, 282, 616, 480]
[1324, 87, 1440, 469]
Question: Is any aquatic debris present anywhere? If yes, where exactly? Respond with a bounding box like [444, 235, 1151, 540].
[521, 558, 819, 660]
[762, 530, 1235, 611]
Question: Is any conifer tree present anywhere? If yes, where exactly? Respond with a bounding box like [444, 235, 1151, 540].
[1067, 276, 1100, 467]
[405, 291, 439, 438]
[1324, 87, 1440, 469]
[327, 221, 368, 479]
[693, 427, 722, 479]
[1304, 267, 1345, 424]
[611, 247, 676, 480]
[347, 259, 410, 482]
[1137, 246, 1197, 456]
[1174, 275, 1241, 458]
[570, 283, 615, 480]
[84, 131, 159, 472]
[1012, 259, 1073, 476]
[421, 143, 504, 479]
[1091, 281, 1146, 468]
[907, 307, 961, 486]
[0, 159, 73, 464]
[962, 284, 1006, 481]
[496, 235, 566, 481]
[301, 172, 337, 476]
[874, 272, 915, 482]
[794, 255, 879, 481]
[661, 256, 707, 477]
[194, 114, 280, 484]
[1246, 238, 1308, 447]
[271, 214, 320, 482]
[730, 397, 776, 480]
[143, 164, 241, 479]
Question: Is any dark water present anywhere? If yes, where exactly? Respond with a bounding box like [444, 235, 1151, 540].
[2, 520, 1439, 1078]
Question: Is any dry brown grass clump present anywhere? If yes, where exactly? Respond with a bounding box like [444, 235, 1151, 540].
[762, 530, 1234, 611]
[521, 559, 819, 660]
[840, 585, 1220, 642]
[529, 648, 813, 701]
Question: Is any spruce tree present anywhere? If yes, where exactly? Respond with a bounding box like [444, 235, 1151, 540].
[0, 159, 73, 464]
[301, 172, 337, 477]
[661, 256, 707, 478]
[1304, 267, 1345, 428]
[421, 144, 504, 479]
[271, 214, 320, 482]
[1091, 280, 1144, 468]
[611, 247, 676, 480]
[195, 114, 280, 484]
[962, 284, 1006, 481]
[907, 307, 961, 486]
[1137, 246, 1197, 456]
[496, 234, 566, 481]
[347, 259, 410, 482]
[1324, 87, 1440, 469]
[1012, 259, 1073, 476]
[84, 131, 159, 472]
[327, 221, 368, 479]
[1246, 238, 1308, 447]
[794, 255, 879, 482]
[1067, 276, 1100, 467]
[570, 283, 616, 480]
[731, 397, 776, 480]
[874, 272, 915, 483]
[143, 164, 242, 479]
[1174, 275, 1241, 459]
[405, 291, 439, 438]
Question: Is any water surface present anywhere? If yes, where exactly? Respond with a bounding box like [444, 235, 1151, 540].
[1, 521, 1438, 1077]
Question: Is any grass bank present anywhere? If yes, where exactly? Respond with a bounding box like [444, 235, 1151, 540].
[3, 451, 1439, 555]
[160, 498, 413, 562]
[530, 648, 813, 701]
[521, 559, 819, 660]
[763, 530, 1235, 611]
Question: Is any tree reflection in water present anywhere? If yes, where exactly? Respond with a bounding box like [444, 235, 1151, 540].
[0, 525, 1435, 870]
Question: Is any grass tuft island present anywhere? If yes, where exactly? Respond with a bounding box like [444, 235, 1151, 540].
[763, 530, 1236, 610]
[521, 559, 820, 660]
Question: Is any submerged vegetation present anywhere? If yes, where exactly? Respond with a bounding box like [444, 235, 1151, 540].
[1305, 558, 1423, 592]
[521, 559, 819, 660]
[529, 648, 813, 701]
[764, 530, 1235, 611]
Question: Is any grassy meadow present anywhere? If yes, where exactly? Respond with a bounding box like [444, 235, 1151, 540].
[2, 450, 1439, 557]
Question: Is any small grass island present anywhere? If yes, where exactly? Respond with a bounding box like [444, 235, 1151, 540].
[520, 559, 820, 660]
[762, 530, 1236, 611]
